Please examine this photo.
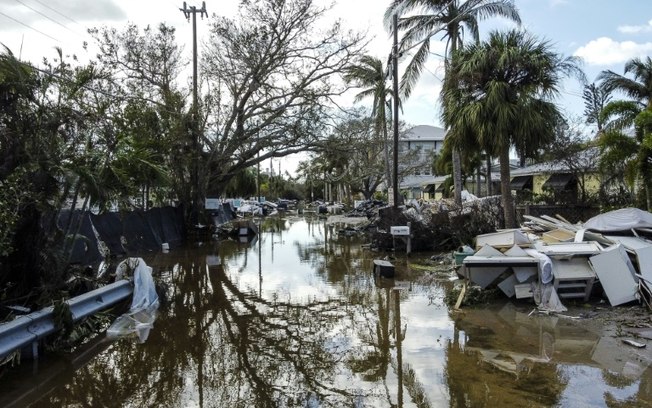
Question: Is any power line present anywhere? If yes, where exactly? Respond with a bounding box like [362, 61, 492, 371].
[14, 0, 73, 34]
[30, 0, 82, 27]
[0, 10, 59, 42]
[166, 0, 182, 9]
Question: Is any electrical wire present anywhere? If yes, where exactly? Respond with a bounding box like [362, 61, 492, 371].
[14, 0, 74, 34]
[30, 0, 82, 26]
[0, 10, 59, 42]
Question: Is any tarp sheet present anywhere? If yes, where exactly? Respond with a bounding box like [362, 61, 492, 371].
[584, 208, 652, 232]
[51, 206, 184, 264]
[107, 258, 159, 343]
[56, 210, 103, 265]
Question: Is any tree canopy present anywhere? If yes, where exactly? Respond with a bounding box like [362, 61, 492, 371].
[445, 29, 582, 227]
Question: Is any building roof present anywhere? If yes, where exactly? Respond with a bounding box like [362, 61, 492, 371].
[401, 125, 446, 142]
[510, 147, 599, 176]
[399, 175, 438, 189]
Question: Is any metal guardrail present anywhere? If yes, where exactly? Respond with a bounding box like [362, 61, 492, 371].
[0, 279, 133, 360]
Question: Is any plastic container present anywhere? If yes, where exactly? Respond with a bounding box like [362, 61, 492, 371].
[453, 252, 471, 265]
[453, 245, 474, 265]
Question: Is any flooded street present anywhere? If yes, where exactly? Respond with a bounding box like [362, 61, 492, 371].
[2, 216, 652, 407]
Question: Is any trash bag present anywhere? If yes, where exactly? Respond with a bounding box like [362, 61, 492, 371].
[107, 258, 159, 343]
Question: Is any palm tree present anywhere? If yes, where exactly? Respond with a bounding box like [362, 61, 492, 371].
[595, 104, 640, 206]
[344, 55, 393, 189]
[386, 0, 521, 205]
[446, 29, 582, 227]
[599, 57, 652, 109]
[596, 57, 652, 208]
[583, 82, 612, 135]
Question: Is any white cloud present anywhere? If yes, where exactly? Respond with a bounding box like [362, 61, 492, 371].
[618, 19, 652, 34]
[574, 37, 652, 65]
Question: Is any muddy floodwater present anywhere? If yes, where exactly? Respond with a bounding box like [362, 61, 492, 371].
[2, 216, 652, 407]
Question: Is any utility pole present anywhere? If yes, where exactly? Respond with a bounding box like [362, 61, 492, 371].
[257, 154, 261, 203]
[392, 14, 400, 209]
[179, 1, 207, 221]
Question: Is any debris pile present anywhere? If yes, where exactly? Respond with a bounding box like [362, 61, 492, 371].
[304, 200, 345, 215]
[366, 196, 503, 252]
[458, 207, 652, 310]
[345, 200, 387, 218]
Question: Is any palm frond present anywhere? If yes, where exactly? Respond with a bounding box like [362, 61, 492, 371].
[601, 100, 644, 131]
[399, 39, 430, 98]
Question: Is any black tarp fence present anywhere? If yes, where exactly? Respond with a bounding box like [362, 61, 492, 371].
[209, 202, 236, 226]
[57, 206, 185, 265]
[55, 210, 103, 265]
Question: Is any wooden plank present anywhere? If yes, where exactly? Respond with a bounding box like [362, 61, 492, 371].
[454, 282, 467, 310]
[541, 214, 567, 226]
[536, 242, 602, 256]
[542, 228, 575, 243]
[522, 215, 560, 231]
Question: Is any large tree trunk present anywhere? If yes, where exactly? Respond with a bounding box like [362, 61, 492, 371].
[452, 149, 463, 205]
[499, 147, 516, 228]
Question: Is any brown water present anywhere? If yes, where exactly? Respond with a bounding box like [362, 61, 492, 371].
[2, 216, 652, 407]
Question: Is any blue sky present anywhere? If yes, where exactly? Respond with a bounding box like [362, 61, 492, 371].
[1, 0, 651, 155]
[389, 0, 652, 131]
[520, 0, 652, 114]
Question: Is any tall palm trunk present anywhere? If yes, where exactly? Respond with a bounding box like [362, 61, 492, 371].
[499, 147, 515, 228]
[645, 172, 652, 211]
[475, 166, 481, 196]
[486, 155, 492, 196]
[452, 150, 463, 204]
[449, 37, 463, 205]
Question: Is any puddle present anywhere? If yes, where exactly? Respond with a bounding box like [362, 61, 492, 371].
[1, 216, 652, 407]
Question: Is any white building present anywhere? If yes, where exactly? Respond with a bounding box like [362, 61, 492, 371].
[399, 125, 446, 175]
[398, 125, 446, 199]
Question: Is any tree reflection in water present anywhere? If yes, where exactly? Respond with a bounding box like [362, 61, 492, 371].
[10, 217, 652, 407]
[27, 219, 370, 407]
